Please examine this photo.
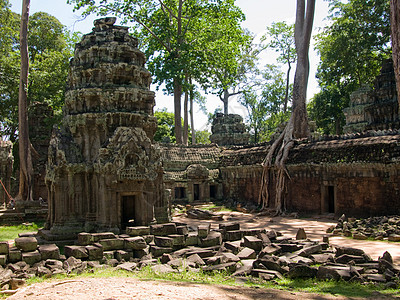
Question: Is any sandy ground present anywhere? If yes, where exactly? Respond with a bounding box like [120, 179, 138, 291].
[6, 211, 400, 299]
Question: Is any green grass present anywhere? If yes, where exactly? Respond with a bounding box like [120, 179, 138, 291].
[197, 203, 233, 212]
[15, 266, 400, 299]
[0, 222, 43, 242]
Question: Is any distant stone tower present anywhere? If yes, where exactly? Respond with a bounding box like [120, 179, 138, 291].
[210, 113, 250, 146]
[45, 18, 167, 237]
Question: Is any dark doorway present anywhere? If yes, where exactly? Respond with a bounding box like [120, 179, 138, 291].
[327, 186, 335, 213]
[122, 195, 136, 228]
[194, 184, 200, 201]
[175, 187, 186, 199]
[210, 185, 216, 199]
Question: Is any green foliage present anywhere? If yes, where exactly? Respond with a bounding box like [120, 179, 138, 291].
[194, 130, 210, 144]
[154, 109, 176, 143]
[0, 222, 42, 241]
[313, 0, 391, 134]
[240, 65, 290, 143]
[0, 9, 78, 142]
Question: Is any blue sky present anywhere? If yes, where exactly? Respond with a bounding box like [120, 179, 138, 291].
[9, 0, 330, 131]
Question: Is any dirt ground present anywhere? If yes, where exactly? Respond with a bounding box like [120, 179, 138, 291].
[7, 211, 400, 300]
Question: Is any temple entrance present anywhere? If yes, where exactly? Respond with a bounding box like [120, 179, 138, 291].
[210, 185, 216, 199]
[322, 185, 335, 214]
[194, 184, 200, 201]
[121, 195, 136, 228]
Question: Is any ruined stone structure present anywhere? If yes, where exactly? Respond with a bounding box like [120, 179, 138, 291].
[161, 144, 222, 203]
[210, 113, 250, 146]
[164, 132, 400, 217]
[45, 18, 167, 238]
[344, 59, 399, 133]
[0, 141, 13, 206]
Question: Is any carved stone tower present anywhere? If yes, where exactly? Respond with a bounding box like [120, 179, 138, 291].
[45, 18, 167, 237]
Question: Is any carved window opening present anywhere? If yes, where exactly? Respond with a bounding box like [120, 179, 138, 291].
[175, 187, 186, 199]
[210, 185, 216, 199]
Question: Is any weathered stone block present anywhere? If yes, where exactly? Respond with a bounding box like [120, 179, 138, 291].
[200, 232, 222, 248]
[187, 254, 205, 266]
[237, 247, 256, 260]
[64, 246, 89, 259]
[0, 254, 7, 266]
[22, 250, 41, 265]
[150, 245, 173, 257]
[150, 223, 177, 236]
[133, 246, 149, 259]
[15, 237, 38, 252]
[243, 236, 263, 252]
[317, 266, 351, 281]
[221, 252, 240, 263]
[86, 245, 103, 261]
[115, 250, 132, 261]
[77, 233, 92, 246]
[91, 232, 116, 242]
[297, 244, 322, 257]
[336, 254, 366, 264]
[154, 236, 174, 248]
[225, 230, 242, 241]
[202, 262, 237, 273]
[124, 236, 147, 250]
[185, 232, 199, 246]
[168, 234, 185, 247]
[143, 235, 154, 244]
[103, 251, 115, 260]
[296, 228, 307, 240]
[99, 238, 125, 250]
[176, 226, 189, 236]
[0, 241, 9, 254]
[197, 224, 210, 238]
[8, 247, 22, 263]
[219, 222, 240, 233]
[251, 269, 284, 280]
[259, 244, 281, 257]
[38, 244, 60, 260]
[224, 241, 241, 254]
[126, 226, 150, 236]
[388, 234, 400, 242]
[288, 265, 317, 278]
[116, 262, 137, 272]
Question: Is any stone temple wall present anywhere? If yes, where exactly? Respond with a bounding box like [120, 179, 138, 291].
[210, 113, 250, 146]
[45, 18, 167, 239]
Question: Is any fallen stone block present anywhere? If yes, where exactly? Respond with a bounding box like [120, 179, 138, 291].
[232, 259, 254, 276]
[115, 262, 137, 272]
[151, 264, 177, 274]
[288, 265, 317, 278]
[91, 232, 116, 242]
[150, 246, 173, 257]
[297, 244, 322, 257]
[15, 237, 38, 252]
[176, 226, 189, 236]
[205, 255, 222, 265]
[64, 246, 89, 259]
[36, 266, 52, 277]
[99, 238, 125, 251]
[185, 248, 216, 258]
[296, 228, 307, 240]
[200, 232, 222, 248]
[310, 253, 334, 264]
[22, 250, 41, 265]
[221, 252, 241, 263]
[225, 230, 242, 241]
[224, 241, 241, 254]
[150, 223, 177, 236]
[317, 265, 351, 281]
[77, 233, 92, 246]
[124, 236, 147, 250]
[126, 226, 150, 236]
[335, 246, 366, 257]
[237, 247, 256, 260]
[8, 247, 21, 263]
[202, 262, 237, 273]
[10, 278, 26, 290]
[219, 222, 240, 233]
[365, 273, 386, 283]
[154, 236, 174, 248]
[254, 257, 288, 274]
[103, 251, 115, 260]
[277, 243, 302, 253]
[185, 232, 199, 246]
[0, 242, 9, 255]
[168, 234, 186, 247]
[134, 246, 149, 259]
[197, 224, 210, 238]
[38, 244, 60, 260]
[257, 232, 271, 246]
[266, 230, 278, 240]
[243, 236, 263, 252]
[187, 254, 205, 266]
[335, 254, 366, 264]
[388, 234, 400, 242]
[115, 250, 132, 261]
[259, 244, 281, 257]
[0, 254, 7, 266]
[251, 269, 284, 280]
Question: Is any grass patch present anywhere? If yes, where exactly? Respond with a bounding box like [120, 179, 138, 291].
[197, 203, 233, 212]
[16, 266, 400, 299]
[0, 222, 43, 242]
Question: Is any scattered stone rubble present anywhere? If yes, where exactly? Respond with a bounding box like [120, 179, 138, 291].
[330, 215, 400, 242]
[1, 222, 399, 295]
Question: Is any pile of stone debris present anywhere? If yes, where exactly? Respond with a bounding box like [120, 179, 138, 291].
[1, 221, 399, 295]
[329, 215, 400, 242]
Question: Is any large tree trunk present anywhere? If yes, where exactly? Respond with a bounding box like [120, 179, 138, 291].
[391, 0, 400, 106]
[16, 0, 33, 202]
[190, 87, 195, 144]
[173, 77, 183, 144]
[283, 62, 292, 113]
[222, 89, 229, 115]
[258, 0, 315, 213]
[183, 90, 189, 146]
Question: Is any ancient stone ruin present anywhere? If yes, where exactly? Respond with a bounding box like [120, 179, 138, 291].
[210, 113, 250, 146]
[44, 17, 168, 239]
[344, 59, 399, 133]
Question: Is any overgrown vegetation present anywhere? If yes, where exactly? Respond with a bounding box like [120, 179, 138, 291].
[15, 267, 400, 299]
[0, 222, 42, 241]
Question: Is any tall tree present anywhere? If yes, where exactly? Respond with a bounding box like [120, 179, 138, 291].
[259, 0, 315, 213]
[262, 22, 296, 113]
[17, 0, 33, 201]
[67, 0, 245, 144]
[391, 0, 400, 106]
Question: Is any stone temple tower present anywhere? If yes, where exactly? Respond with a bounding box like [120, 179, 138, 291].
[45, 18, 167, 238]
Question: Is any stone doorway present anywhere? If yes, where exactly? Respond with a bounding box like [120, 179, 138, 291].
[121, 195, 136, 228]
[193, 184, 200, 201]
[322, 185, 335, 214]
